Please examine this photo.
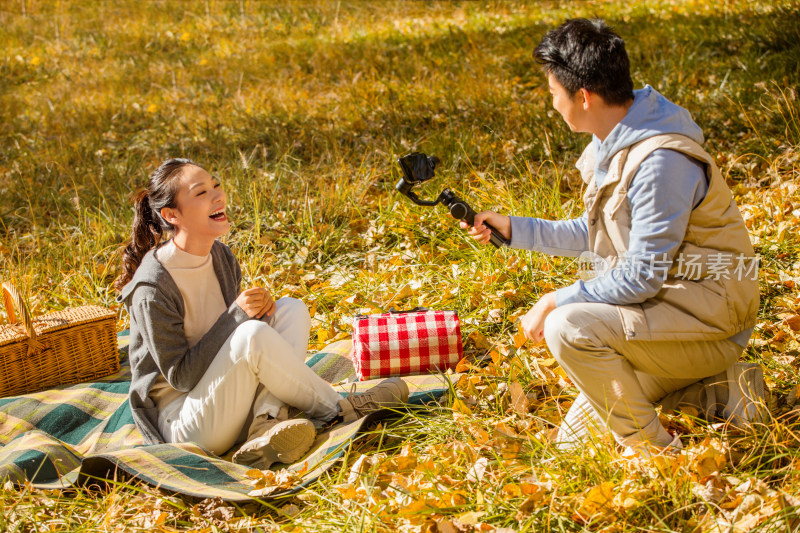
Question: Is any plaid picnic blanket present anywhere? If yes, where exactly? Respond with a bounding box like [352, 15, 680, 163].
[0, 333, 454, 502]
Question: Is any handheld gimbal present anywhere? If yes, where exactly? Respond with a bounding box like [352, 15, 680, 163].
[395, 152, 510, 248]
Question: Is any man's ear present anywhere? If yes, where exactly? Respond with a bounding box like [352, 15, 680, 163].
[160, 206, 179, 225]
[579, 88, 591, 110]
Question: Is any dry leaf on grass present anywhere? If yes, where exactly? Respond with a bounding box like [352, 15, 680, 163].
[512, 330, 527, 348]
[457, 510, 486, 525]
[245, 468, 304, 497]
[688, 437, 728, 479]
[508, 381, 529, 416]
[573, 481, 616, 524]
[466, 457, 489, 483]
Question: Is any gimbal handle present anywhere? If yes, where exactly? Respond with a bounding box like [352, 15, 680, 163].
[440, 189, 510, 248]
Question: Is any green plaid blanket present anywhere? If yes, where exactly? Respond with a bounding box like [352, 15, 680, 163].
[0, 334, 453, 502]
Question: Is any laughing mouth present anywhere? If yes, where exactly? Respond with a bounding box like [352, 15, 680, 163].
[209, 209, 227, 221]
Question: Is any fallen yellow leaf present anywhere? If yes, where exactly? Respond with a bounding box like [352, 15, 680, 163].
[455, 356, 472, 373]
[469, 424, 491, 445]
[688, 437, 727, 478]
[574, 481, 615, 523]
[520, 482, 544, 496]
[513, 329, 527, 348]
[468, 331, 491, 350]
[508, 381, 529, 416]
[452, 398, 473, 415]
[782, 314, 800, 331]
[440, 490, 468, 507]
[457, 510, 485, 525]
[489, 349, 505, 364]
[317, 328, 332, 343]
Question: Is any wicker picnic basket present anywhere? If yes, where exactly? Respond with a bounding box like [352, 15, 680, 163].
[0, 281, 119, 398]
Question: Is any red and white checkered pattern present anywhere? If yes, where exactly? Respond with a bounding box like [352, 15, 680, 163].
[352, 310, 463, 381]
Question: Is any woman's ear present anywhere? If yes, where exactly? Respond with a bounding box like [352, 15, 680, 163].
[160, 206, 179, 225]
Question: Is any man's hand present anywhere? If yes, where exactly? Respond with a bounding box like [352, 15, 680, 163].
[519, 292, 557, 344]
[459, 211, 511, 245]
[235, 287, 276, 319]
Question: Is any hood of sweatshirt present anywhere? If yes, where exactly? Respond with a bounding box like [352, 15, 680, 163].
[116, 246, 172, 305]
[591, 85, 704, 186]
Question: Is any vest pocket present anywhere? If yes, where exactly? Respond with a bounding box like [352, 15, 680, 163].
[637, 279, 733, 341]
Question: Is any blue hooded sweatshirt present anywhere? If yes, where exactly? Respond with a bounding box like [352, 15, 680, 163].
[509, 86, 751, 346]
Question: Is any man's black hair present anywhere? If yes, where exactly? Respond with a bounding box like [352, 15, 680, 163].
[533, 18, 634, 106]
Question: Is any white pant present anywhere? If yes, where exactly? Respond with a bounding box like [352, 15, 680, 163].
[544, 303, 743, 449]
[157, 298, 342, 455]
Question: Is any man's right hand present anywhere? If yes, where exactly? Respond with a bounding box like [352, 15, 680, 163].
[459, 211, 511, 245]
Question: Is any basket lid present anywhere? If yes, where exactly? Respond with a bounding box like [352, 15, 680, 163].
[0, 305, 116, 348]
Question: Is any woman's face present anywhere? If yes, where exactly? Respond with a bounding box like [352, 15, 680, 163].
[161, 165, 230, 243]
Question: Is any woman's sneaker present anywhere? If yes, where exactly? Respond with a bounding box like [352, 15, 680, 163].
[338, 377, 410, 423]
[232, 418, 316, 469]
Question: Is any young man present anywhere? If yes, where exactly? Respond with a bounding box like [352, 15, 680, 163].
[463, 18, 766, 454]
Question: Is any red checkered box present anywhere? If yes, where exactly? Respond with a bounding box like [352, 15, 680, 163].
[351, 310, 463, 381]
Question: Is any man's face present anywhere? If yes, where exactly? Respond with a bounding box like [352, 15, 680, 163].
[547, 72, 586, 132]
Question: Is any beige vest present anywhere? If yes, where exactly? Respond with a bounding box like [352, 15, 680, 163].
[576, 133, 759, 341]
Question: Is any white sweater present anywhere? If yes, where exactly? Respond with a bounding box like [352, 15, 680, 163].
[149, 240, 228, 408]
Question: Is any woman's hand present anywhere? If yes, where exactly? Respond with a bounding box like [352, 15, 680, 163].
[519, 292, 557, 344]
[458, 211, 511, 245]
[236, 287, 276, 319]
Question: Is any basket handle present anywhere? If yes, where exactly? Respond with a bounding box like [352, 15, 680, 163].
[2, 282, 42, 356]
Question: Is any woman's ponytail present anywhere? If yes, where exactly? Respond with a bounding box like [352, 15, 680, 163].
[115, 157, 199, 291]
[116, 191, 162, 291]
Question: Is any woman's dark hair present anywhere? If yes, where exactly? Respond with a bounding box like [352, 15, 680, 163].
[115, 158, 199, 291]
[533, 18, 634, 106]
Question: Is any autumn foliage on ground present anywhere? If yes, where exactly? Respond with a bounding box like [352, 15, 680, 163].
[2, 0, 800, 531]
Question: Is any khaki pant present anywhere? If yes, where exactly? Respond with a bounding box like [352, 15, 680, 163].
[544, 302, 743, 448]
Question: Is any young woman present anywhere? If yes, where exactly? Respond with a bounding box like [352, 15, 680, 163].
[116, 158, 408, 469]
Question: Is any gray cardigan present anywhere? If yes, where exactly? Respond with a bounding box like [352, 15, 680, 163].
[117, 241, 250, 444]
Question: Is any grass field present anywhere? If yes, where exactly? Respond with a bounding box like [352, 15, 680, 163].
[2, 0, 800, 530]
